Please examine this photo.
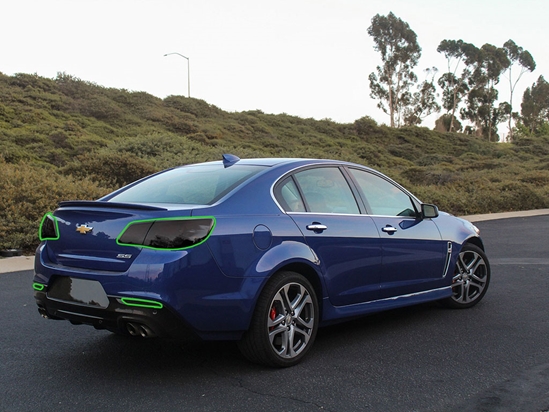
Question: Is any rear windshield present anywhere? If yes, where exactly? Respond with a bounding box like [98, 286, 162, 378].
[109, 164, 266, 205]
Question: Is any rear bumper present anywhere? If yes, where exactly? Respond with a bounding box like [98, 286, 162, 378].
[34, 244, 267, 341]
[34, 289, 200, 340]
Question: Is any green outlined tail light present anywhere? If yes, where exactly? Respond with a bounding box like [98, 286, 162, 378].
[39, 213, 59, 241]
[33, 283, 45, 291]
[116, 217, 216, 251]
[120, 297, 163, 309]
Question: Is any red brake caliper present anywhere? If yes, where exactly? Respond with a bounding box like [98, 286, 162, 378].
[269, 307, 276, 331]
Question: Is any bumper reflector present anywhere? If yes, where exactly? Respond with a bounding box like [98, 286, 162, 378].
[120, 297, 163, 309]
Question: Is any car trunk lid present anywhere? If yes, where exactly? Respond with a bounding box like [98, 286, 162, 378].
[43, 201, 193, 272]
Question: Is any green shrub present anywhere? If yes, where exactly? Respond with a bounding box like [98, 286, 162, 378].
[3, 71, 549, 251]
[0, 161, 110, 251]
[163, 96, 225, 118]
[62, 151, 157, 187]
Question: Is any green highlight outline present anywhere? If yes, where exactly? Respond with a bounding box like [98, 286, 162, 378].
[116, 216, 216, 251]
[38, 212, 60, 241]
[120, 297, 164, 309]
[33, 283, 45, 291]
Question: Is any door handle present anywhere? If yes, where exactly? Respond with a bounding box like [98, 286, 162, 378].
[382, 225, 398, 234]
[307, 224, 327, 232]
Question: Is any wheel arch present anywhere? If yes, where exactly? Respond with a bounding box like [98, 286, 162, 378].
[464, 236, 485, 251]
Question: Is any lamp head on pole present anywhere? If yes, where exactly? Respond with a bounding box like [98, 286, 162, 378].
[164, 52, 191, 98]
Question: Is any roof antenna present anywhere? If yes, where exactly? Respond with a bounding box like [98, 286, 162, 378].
[222, 154, 240, 168]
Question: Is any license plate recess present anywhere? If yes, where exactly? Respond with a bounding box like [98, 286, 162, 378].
[47, 277, 109, 309]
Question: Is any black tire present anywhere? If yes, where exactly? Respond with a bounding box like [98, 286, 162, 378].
[443, 243, 490, 309]
[238, 271, 319, 367]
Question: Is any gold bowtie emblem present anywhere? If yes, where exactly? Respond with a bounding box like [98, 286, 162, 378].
[76, 224, 93, 234]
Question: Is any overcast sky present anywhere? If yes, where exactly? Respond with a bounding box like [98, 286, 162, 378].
[2, 0, 548, 132]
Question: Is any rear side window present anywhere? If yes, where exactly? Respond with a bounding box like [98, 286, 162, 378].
[277, 178, 306, 212]
[109, 164, 266, 205]
[276, 167, 359, 214]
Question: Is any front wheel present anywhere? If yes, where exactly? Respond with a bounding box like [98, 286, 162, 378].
[238, 271, 319, 367]
[443, 243, 490, 309]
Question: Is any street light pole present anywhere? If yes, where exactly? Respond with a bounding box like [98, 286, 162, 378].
[164, 52, 190, 98]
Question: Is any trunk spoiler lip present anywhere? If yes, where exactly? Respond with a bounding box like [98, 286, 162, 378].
[57, 200, 169, 211]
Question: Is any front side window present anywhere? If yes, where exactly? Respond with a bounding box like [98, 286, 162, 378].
[292, 167, 359, 214]
[348, 168, 417, 217]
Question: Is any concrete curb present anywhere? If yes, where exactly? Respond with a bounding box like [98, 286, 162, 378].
[0, 255, 35, 274]
[2, 209, 549, 274]
[458, 209, 549, 223]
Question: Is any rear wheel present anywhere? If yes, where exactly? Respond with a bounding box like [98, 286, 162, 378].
[444, 243, 490, 309]
[238, 271, 319, 367]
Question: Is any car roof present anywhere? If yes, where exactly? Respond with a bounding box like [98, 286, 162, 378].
[190, 157, 354, 168]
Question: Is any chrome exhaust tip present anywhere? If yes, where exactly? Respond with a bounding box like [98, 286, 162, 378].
[126, 322, 156, 338]
[126, 322, 139, 336]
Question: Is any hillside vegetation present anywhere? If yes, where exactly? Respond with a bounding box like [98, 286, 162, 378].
[1, 72, 549, 251]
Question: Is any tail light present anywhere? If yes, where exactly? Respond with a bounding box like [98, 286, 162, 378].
[39, 213, 59, 241]
[117, 217, 215, 250]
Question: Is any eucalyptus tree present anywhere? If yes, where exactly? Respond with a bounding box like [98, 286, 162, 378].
[521, 75, 549, 135]
[461, 44, 510, 141]
[368, 12, 421, 127]
[503, 40, 536, 140]
[436, 40, 473, 132]
[403, 67, 441, 126]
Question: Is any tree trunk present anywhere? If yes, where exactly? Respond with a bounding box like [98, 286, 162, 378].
[388, 74, 395, 127]
[450, 87, 459, 132]
[508, 89, 514, 141]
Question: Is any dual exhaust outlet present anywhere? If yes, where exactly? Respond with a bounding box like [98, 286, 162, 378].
[37, 306, 156, 338]
[125, 321, 156, 338]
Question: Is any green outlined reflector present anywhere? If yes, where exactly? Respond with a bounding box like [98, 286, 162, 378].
[116, 216, 216, 251]
[39, 212, 60, 241]
[33, 283, 45, 291]
[120, 297, 163, 309]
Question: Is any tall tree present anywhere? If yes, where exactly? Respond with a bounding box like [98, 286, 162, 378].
[403, 67, 441, 126]
[502, 40, 536, 141]
[520, 75, 549, 135]
[436, 40, 473, 132]
[368, 12, 421, 127]
[461, 44, 510, 141]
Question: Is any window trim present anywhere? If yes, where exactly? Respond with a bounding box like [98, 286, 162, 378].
[272, 163, 424, 218]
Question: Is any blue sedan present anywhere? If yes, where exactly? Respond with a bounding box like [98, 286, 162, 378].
[34, 155, 490, 367]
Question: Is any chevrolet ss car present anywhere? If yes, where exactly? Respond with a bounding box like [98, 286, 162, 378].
[34, 155, 490, 367]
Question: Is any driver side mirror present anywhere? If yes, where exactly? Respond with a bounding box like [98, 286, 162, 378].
[421, 204, 439, 219]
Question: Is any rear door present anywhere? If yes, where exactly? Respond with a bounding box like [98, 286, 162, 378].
[275, 166, 382, 306]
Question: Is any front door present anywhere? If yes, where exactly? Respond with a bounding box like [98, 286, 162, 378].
[346, 168, 447, 299]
